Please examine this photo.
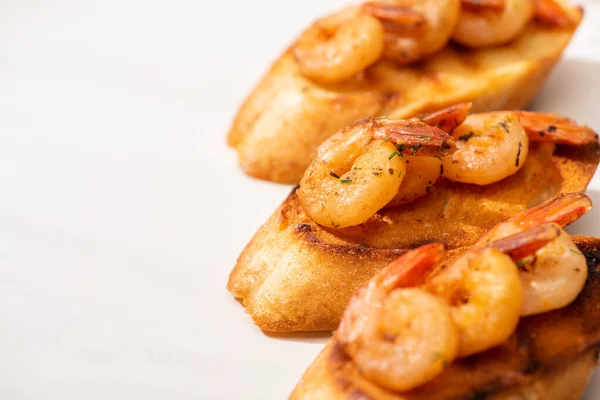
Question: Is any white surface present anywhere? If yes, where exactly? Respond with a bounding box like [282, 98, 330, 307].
[0, 0, 599, 399]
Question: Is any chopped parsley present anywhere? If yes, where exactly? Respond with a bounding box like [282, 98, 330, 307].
[548, 125, 557, 132]
[340, 178, 353, 184]
[389, 151, 398, 159]
[416, 135, 432, 141]
[458, 132, 474, 142]
[410, 144, 422, 155]
[329, 171, 340, 179]
[515, 142, 523, 167]
[499, 121, 509, 133]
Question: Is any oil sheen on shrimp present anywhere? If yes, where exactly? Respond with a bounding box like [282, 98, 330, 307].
[425, 248, 524, 357]
[453, 0, 535, 48]
[384, 156, 443, 208]
[363, 0, 461, 65]
[442, 111, 529, 185]
[337, 244, 458, 392]
[292, 8, 385, 83]
[478, 193, 592, 316]
[298, 118, 454, 228]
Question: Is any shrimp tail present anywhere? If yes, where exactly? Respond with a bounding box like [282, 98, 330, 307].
[362, 2, 426, 33]
[379, 243, 445, 291]
[460, 0, 505, 12]
[372, 119, 456, 157]
[417, 102, 473, 134]
[514, 110, 598, 146]
[487, 223, 560, 260]
[533, 0, 580, 28]
[510, 192, 592, 228]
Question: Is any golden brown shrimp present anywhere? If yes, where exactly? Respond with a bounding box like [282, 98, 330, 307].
[476, 193, 592, 316]
[292, 8, 385, 83]
[425, 247, 524, 357]
[442, 111, 529, 185]
[337, 244, 459, 392]
[490, 223, 587, 316]
[362, 0, 461, 65]
[383, 155, 443, 207]
[336, 196, 591, 391]
[297, 118, 454, 228]
[514, 110, 599, 146]
[453, 0, 535, 48]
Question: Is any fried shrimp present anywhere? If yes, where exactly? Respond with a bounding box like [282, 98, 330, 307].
[337, 244, 459, 392]
[335, 194, 592, 391]
[292, 9, 385, 83]
[384, 155, 443, 207]
[442, 111, 529, 185]
[425, 248, 523, 357]
[453, 0, 535, 48]
[297, 118, 454, 228]
[363, 0, 461, 65]
[476, 193, 592, 316]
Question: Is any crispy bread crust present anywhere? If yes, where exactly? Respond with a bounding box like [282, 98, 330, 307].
[290, 236, 600, 400]
[228, 12, 583, 183]
[227, 142, 600, 331]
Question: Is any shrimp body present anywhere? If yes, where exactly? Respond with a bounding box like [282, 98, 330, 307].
[293, 9, 385, 83]
[477, 193, 592, 316]
[519, 226, 587, 315]
[298, 118, 454, 228]
[363, 0, 461, 65]
[426, 248, 523, 357]
[453, 0, 535, 48]
[384, 156, 442, 208]
[484, 221, 588, 316]
[337, 244, 458, 392]
[351, 288, 458, 391]
[442, 111, 529, 185]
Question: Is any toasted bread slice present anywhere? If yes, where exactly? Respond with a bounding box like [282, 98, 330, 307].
[290, 235, 600, 400]
[228, 7, 583, 183]
[227, 141, 600, 332]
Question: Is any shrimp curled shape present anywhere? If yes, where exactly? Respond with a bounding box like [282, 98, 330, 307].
[292, 8, 385, 83]
[477, 192, 592, 316]
[425, 247, 524, 357]
[442, 111, 529, 185]
[337, 243, 459, 392]
[453, 0, 535, 48]
[297, 118, 454, 228]
[362, 0, 461, 65]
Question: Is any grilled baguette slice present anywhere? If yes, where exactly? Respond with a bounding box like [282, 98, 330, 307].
[228, 6, 583, 183]
[227, 141, 600, 332]
[290, 235, 600, 400]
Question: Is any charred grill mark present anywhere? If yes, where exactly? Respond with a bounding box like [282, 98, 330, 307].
[294, 223, 313, 234]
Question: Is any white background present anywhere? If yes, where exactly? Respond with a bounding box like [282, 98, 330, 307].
[0, 0, 599, 398]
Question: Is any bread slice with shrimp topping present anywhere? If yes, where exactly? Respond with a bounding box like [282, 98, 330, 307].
[227, 107, 600, 332]
[290, 235, 600, 400]
[228, 0, 584, 183]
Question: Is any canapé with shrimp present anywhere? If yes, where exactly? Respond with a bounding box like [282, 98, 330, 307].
[291, 194, 600, 399]
[228, 0, 584, 183]
[227, 104, 600, 332]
